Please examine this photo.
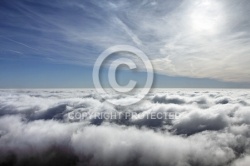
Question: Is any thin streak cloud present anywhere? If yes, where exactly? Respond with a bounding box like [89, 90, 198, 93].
[1, 0, 250, 83]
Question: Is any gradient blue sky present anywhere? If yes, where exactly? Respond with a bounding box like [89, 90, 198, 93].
[1, 0, 250, 88]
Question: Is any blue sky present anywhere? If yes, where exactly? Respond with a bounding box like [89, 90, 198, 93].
[1, 0, 250, 88]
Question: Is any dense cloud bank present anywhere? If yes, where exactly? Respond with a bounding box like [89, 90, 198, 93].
[0, 89, 250, 166]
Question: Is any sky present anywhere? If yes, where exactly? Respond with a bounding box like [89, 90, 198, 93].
[1, 0, 250, 88]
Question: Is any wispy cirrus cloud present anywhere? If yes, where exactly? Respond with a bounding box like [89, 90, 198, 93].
[1, 0, 250, 82]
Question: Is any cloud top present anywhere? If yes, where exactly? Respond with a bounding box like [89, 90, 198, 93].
[0, 89, 250, 165]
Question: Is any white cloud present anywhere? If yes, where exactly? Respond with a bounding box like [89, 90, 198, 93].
[232, 155, 250, 166]
[0, 89, 250, 165]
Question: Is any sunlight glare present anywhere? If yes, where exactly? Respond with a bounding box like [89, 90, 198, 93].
[190, 0, 223, 34]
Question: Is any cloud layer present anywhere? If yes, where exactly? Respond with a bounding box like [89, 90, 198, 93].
[0, 89, 250, 165]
